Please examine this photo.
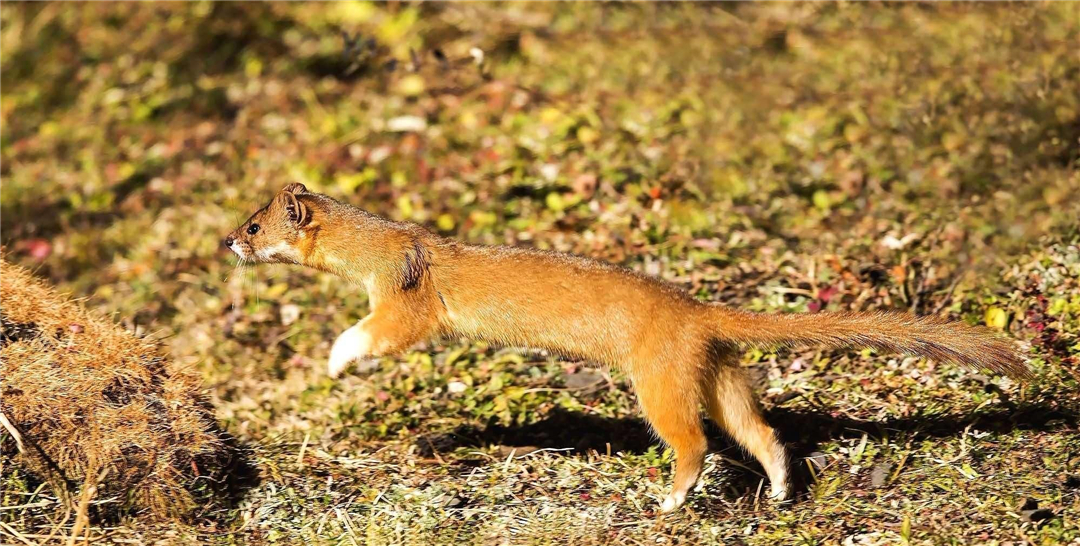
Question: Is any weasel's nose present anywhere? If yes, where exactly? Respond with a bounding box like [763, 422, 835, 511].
[223, 236, 235, 248]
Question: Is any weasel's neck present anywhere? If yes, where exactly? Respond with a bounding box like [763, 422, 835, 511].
[302, 208, 413, 290]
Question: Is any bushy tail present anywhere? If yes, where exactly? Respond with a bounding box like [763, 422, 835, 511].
[708, 306, 1030, 379]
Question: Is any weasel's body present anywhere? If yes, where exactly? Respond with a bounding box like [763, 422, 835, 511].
[227, 184, 1029, 513]
[439, 243, 696, 363]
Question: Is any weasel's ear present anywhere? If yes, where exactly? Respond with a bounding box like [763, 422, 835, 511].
[281, 183, 308, 195]
[281, 191, 309, 226]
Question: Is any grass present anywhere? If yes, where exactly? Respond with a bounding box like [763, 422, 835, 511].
[2, 2, 1079, 544]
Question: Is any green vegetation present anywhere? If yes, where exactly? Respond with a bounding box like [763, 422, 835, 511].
[2, 3, 1078, 544]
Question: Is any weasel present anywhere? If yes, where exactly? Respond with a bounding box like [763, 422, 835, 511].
[225, 183, 1029, 513]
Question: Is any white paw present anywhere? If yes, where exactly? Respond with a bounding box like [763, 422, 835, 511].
[768, 483, 790, 503]
[659, 491, 686, 514]
[328, 324, 372, 378]
[327, 355, 350, 379]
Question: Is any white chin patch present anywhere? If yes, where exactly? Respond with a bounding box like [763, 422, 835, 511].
[230, 245, 248, 260]
[257, 242, 298, 262]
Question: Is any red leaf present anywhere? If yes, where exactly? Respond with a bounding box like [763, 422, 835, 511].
[25, 238, 52, 260]
[817, 285, 839, 303]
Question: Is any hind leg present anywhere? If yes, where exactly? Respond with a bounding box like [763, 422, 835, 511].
[704, 363, 790, 500]
[632, 369, 708, 513]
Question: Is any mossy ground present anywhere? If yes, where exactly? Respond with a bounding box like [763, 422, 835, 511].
[2, 3, 1078, 544]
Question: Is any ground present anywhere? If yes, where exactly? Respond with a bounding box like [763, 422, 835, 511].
[2, 3, 1079, 545]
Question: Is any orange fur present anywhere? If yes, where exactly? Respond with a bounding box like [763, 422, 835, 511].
[226, 184, 1030, 512]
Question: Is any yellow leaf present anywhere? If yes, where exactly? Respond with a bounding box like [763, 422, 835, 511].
[540, 107, 564, 125]
[442, 347, 467, 367]
[576, 126, 599, 144]
[244, 57, 263, 78]
[812, 189, 832, 211]
[396, 195, 414, 219]
[469, 210, 497, 228]
[332, 1, 376, 24]
[459, 110, 479, 130]
[265, 283, 289, 299]
[395, 75, 425, 97]
[960, 462, 980, 479]
[984, 307, 1008, 330]
[545, 192, 566, 212]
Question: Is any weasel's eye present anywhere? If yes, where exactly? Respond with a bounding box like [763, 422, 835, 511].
[246, 224, 260, 235]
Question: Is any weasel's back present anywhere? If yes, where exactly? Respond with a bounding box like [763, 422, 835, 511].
[429, 242, 703, 364]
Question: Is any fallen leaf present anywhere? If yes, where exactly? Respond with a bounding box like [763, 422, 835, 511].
[870, 462, 893, 488]
[984, 307, 1008, 330]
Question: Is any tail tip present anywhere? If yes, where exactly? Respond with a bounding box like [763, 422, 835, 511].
[985, 340, 1034, 381]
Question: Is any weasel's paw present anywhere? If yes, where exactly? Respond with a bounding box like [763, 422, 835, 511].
[328, 324, 373, 378]
[659, 491, 686, 514]
[328, 356, 378, 378]
[327, 355, 352, 379]
[768, 483, 791, 504]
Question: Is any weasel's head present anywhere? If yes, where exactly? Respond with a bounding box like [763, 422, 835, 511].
[225, 183, 313, 263]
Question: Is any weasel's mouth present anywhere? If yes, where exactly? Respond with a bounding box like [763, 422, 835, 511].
[229, 243, 249, 260]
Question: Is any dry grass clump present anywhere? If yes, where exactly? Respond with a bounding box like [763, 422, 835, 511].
[0, 258, 231, 520]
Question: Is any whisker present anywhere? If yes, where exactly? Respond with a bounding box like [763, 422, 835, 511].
[227, 258, 240, 310]
[254, 262, 262, 308]
[224, 257, 241, 284]
[244, 262, 253, 309]
[237, 257, 252, 311]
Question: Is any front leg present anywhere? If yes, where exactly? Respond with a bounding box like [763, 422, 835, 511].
[328, 317, 376, 378]
[327, 302, 438, 378]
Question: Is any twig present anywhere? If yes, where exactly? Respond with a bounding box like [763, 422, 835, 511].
[0, 520, 36, 546]
[0, 411, 25, 452]
[910, 263, 929, 313]
[507, 447, 573, 459]
[0, 499, 56, 510]
[41, 504, 71, 544]
[770, 286, 816, 298]
[0, 531, 104, 543]
[422, 437, 445, 465]
[297, 431, 311, 468]
[935, 424, 973, 466]
[335, 507, 359, 546]
[931, 266, 968, 315]
[0, 410, 72, 507]
[502, 448, 517, 472]
[67, 467, 108, 546]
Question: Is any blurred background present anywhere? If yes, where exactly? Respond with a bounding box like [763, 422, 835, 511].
[2, 3, 1078, 544]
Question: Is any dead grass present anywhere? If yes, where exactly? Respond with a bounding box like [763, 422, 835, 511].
[0, 259, 233, 521]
